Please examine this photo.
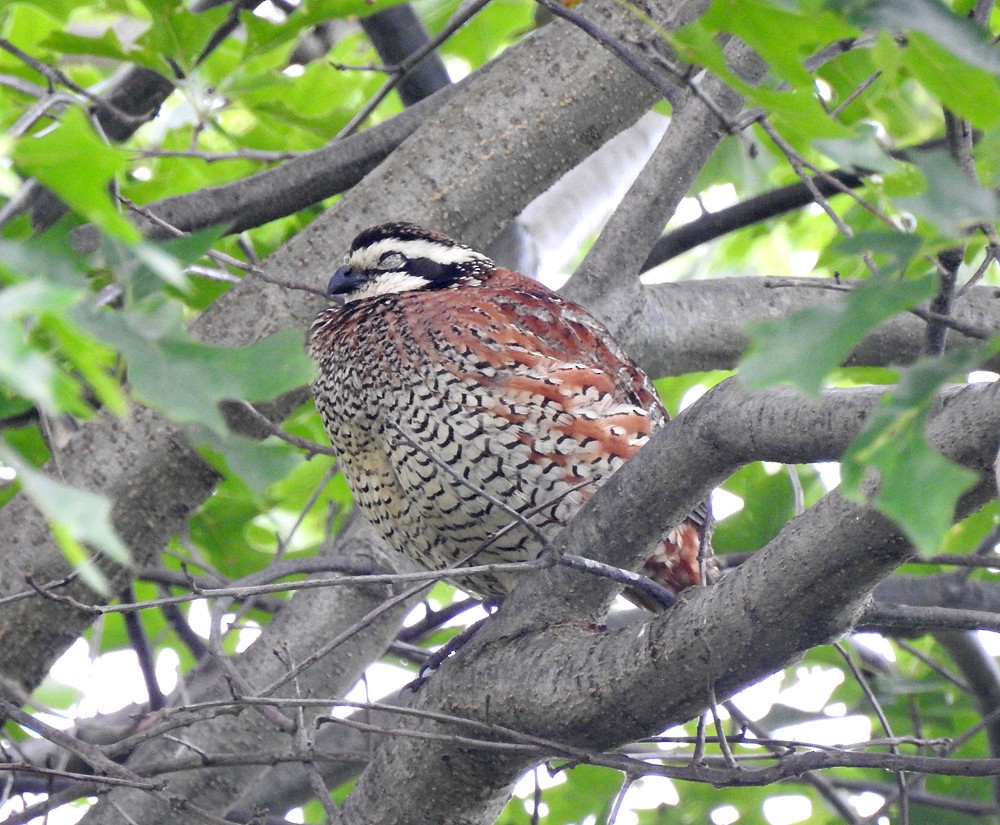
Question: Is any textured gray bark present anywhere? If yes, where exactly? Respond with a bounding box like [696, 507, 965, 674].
[567, 36, 765, 334]
[0, 406, 220, 696]
[876, 574, 1000, 613]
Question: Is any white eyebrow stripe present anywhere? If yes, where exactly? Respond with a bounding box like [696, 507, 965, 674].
[341, 272, 431, 302]
[357, 238, 490, 266]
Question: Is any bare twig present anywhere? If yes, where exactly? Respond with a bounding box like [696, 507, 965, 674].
[335, 0, 494, 138]
[136, 147, 306, 162]
[0, 37, 146, 128]
[830, 70, 882, 117]
[764, 278, 993, 340]
[0, 698, 157, 787]
[118, 196, 328, 296]
[558, 553, 675, 608]
[123, 585, 167, 710]
[836, 641, 908, 822]
[234, 400, 340, 458]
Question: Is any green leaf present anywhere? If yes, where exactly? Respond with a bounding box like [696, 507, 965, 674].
[44, 315, 129, 416]
[846, 411, 977, 554]
[0, 229, 91, 289]
[497, 764, 622, 824]
[714, 463, 823, 552]
[841, 345, 996, 554]
[836, 231, 924, 271]
[76, 303, 315, 433]
[0, 389, 35, 422]
[938, 500, 998, 556]
[703, 0, 858, 87]
[753, 86, 854, 140]
[12, 108, 140, 242]
[41, 29, 133, 62]
[135, 2, 231, 73]
[896, 151, 1000, 236]
[815, 130, 901, 174]
[161, 225, 230, 266]
[32, 674, 83, 711]
[3, 0, 81, 23]
[741, 271, 934, 397]
[443, 0, 537, 66]
[0, 278, 81, 316]
[0, 249, 132, 415]
[1, 446, 131, 595]
[0, 316, 83, 415]
[832, 0, 1000, 74]
[904, 33, 1000, 130]
[654, 370, 733, 417]
[673, 10, 853, 140]
[197, 428, 303, 495]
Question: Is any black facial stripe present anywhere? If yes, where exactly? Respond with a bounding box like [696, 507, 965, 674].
[405, 256, 449, 281]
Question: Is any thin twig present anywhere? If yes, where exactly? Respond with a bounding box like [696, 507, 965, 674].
[708, 681, 737, 769]
[135, 147, 306, 162]
[558, 553, 675, 608]
[9, 90, 77, 138]
[959, 243, 999, 297]
[0, 698, 157, 787]
[895, 640, 970, 692]
[118, 196, 327, 296]
[764, 278, 993, 340]
[0, 37, 145, 128]
[335, 0, 493, 138]
[26, 559, 547, 616]
[836, 641, 909, 822]
[723, 701, 865, 823]
[123, 585, 166, 710]
[234, 400, 340, 458]
[830, 70, 882, 117]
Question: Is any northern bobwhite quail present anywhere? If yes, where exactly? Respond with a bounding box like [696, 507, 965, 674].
[309, 222, 712, 605]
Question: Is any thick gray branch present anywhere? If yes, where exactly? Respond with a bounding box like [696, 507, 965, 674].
[630, 278, 1000, 377]
[876, 574, 1000, 613]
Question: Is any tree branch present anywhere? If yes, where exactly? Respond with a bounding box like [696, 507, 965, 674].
[334, 380, 1000, 824]
[566, 36, 765, 333]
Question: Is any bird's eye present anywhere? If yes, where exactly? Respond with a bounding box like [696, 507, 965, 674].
[378, 252, 407, 269]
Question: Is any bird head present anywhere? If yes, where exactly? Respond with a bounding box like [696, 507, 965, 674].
[326, 223, 495, 304]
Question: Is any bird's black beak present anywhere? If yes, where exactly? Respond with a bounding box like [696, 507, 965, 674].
[327, 266, 365, 299]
